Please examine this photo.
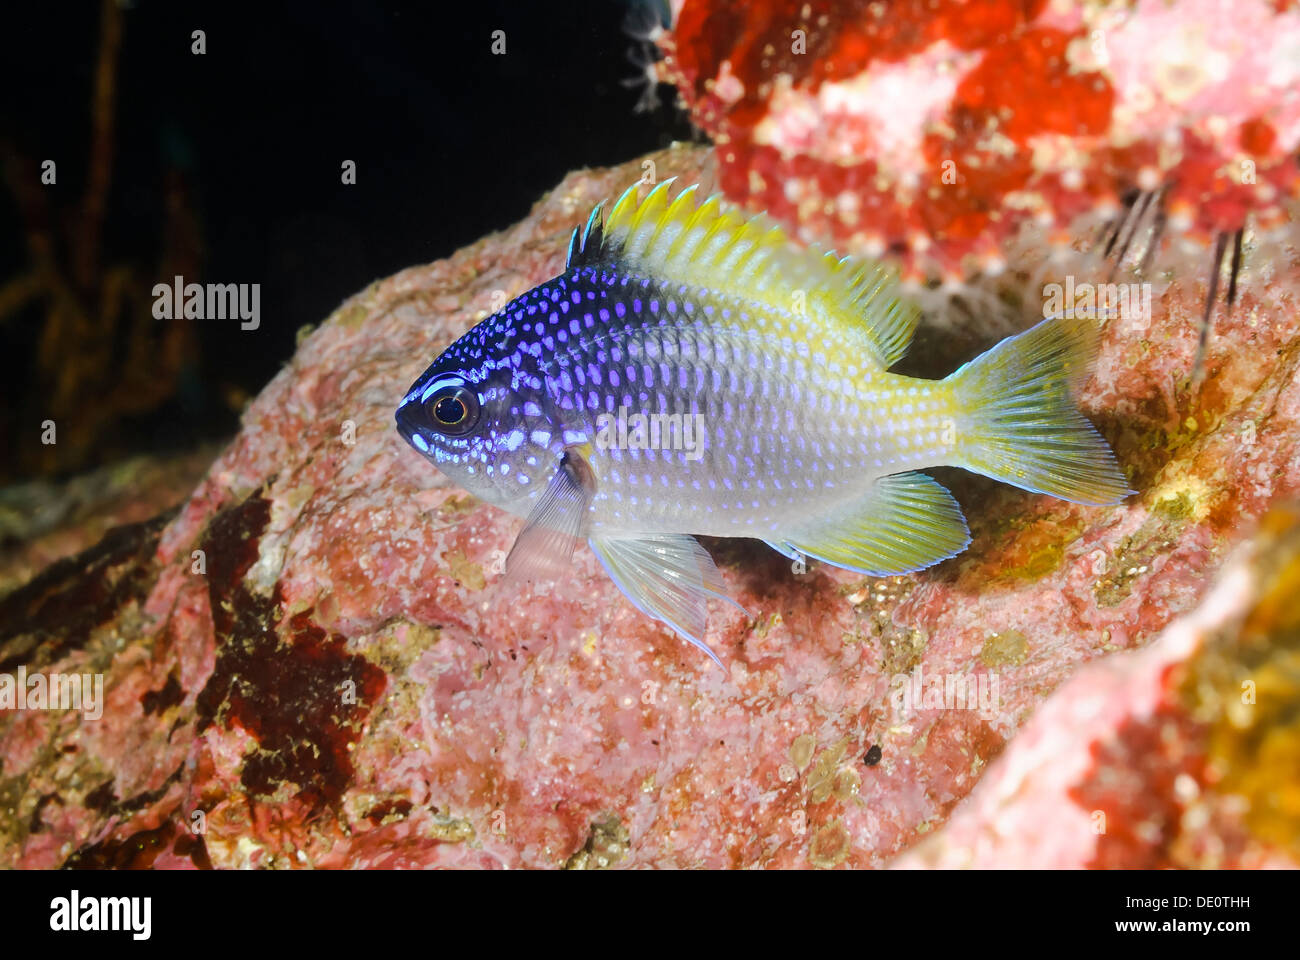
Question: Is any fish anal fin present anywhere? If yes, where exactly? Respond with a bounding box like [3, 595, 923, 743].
[784, 472, 970, 576]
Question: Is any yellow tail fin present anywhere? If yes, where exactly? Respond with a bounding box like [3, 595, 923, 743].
[947, 315, 1132, 506]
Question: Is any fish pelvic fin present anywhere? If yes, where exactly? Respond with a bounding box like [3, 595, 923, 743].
[946, 314, 1133, 506]
[782, 472, 971, 576]
[589, 533, 743, 670]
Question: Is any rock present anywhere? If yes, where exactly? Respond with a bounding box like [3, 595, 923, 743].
[652, 0, 1300, 281]
[1, 145, 1298, 869]
[894, 504, 1300, 868]
[0, 447, 219, 597]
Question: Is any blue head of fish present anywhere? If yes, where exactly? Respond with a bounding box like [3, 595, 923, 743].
[395, 304, 562, 514]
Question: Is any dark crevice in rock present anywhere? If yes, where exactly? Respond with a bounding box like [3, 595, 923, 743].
[0, 509, 176, 673]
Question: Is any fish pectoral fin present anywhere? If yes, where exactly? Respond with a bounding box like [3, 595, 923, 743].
[503, 447, 596, 584]
[588, 533, 742, 669]
[785, 471, 971, 576]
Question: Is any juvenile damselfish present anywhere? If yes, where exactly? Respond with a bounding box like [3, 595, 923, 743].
[396, 180, 1130, 666]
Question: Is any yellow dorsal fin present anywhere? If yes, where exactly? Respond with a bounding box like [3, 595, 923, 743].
[588, 179, 918, 369]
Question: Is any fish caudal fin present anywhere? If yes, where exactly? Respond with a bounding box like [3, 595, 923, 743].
[947, 315, 1132, 506]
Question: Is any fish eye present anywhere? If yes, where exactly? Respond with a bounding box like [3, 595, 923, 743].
[434, 395, 465, 423]
[424, 386, 479, 437]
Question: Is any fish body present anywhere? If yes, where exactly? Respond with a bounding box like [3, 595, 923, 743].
[396, 181, 1130, 665]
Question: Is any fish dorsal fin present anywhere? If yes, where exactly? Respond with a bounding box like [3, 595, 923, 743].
[577, 179, 919, 369]
[565, 202, 606, 270]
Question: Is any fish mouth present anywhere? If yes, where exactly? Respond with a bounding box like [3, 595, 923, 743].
[394, 405, 427, 454]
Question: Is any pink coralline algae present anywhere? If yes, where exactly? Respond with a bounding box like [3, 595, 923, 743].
[1, 145, 1298, 868]
[652, 0, 1300, 281]
[894, 504, 1300, 869]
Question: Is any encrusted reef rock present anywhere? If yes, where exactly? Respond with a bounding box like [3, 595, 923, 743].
[895, 503, 1300, 869]
[0, 447, 218, 597]
[1, 145, 1298, 868]
[651, 0, 1300, 281]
